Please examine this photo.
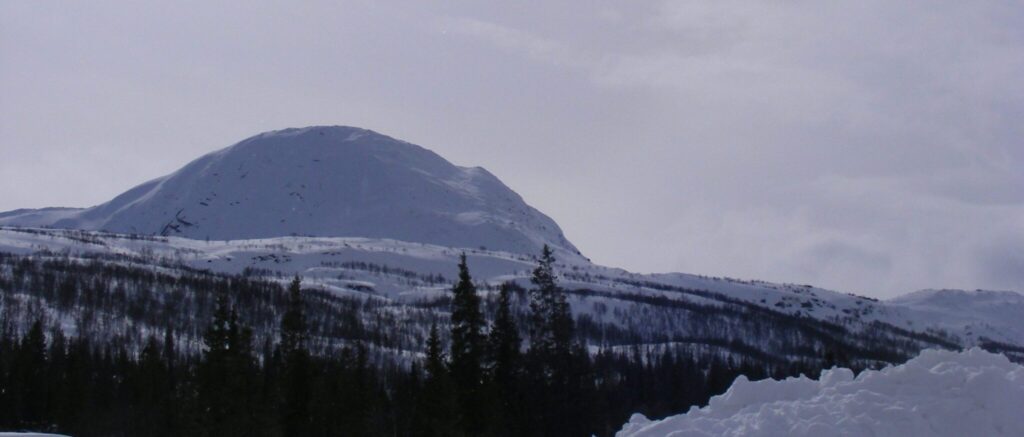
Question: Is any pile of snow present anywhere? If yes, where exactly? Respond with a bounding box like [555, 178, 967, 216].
[619, 348, 1024, 437]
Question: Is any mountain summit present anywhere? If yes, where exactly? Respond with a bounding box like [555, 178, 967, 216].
[0, 126, 580, 256]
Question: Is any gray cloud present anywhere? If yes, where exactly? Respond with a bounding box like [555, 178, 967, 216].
[2, 0, 1021, 297]
[975, 234, 1024, 291]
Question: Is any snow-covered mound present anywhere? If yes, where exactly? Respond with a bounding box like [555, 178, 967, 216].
[618, 348, 1024, 437]
[0, 126, 579, 258]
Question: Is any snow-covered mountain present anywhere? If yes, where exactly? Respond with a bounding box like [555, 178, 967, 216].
[0, 126, 579, 258]
[0, 125, 1019, 361]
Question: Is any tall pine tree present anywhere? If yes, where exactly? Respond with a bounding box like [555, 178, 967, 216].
[414, 324, 462, 437]
[280, 275, 310, 436]
[448, 254, 486, 434]
[525, 245, 593, 436]
[528, 245, 575, 361]
[488, 282, 523, 436]
[198, 289, 257, 437]
[13, 318, 48, 429]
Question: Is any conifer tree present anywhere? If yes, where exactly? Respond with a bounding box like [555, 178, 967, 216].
[414, 324, 462, 437]
[424, 323, 447, 390]
[280, 275, 310, 435]
[13, 318, 47, 429]
[198, 289, 256, 437]
[448, 254, 486, 434]
[163, 327, 177, 391]
[525, 246, 593, 436]
[528, 245, 575, 361]
[488, 282, 523, 435]
[45, 327, 67, 430]
[132, 335, 168, 435]
[281, 275, 308, 356]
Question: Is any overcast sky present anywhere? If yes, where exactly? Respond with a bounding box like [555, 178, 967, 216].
[2, 1, 1022, 298]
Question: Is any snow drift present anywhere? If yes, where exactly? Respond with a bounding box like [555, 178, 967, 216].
[618, 348, 1024, 437]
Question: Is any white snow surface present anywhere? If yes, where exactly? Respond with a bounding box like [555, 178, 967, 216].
[0, 126, 579, 258]
[618, 347, 1024, 437]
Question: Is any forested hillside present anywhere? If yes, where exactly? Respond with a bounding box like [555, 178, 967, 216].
[0, 245, 967, 436]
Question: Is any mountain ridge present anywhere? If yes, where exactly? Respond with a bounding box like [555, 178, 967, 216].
[0, 225, 1019, 355]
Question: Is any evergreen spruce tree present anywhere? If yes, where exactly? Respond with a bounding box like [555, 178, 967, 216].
[280, 275, 311, 436]
[60, 335, 93, 434]
[414, 324, 462, 437]
[525, 245, 593, 436]
[45, 327, 67, 432]
[13, 318, 47, 429]
[487, 282, 523, 435]
[198, 289, 256, 437]
[448, 254, 486, 435]
[528, 245, 575, 364]
[162, 327, 177, 392]
[132, 335, 168, 436]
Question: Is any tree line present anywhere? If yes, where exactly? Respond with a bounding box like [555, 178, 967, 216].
[0, 249, 950, 372]
[0, 245, 842, 436]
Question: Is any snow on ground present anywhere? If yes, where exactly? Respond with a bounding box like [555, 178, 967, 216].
[0, 433, 72, 437]
[618, 348, 1024, 437]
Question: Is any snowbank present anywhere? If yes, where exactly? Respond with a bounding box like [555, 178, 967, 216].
[618, 348, 1024, 437]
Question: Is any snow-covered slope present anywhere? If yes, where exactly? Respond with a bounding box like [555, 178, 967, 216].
[0, 126, 579, 258]
[1, 226, 1019, 352]
[0, 207, 82, 226]
[887, 289, 1024, 346]
[618, 347, 1024, 437]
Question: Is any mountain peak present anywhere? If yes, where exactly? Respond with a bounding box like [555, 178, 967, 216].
[247, 125, 392, 146]
[0, 126, 581, 257]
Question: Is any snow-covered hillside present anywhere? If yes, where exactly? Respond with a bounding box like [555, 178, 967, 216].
[0, 126, 579, 258]
[0, 125, 1018, 358]
[618, 347, 1024, 437]
[887, 289, 1024, 346]
[1, 226, 1019, 355]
